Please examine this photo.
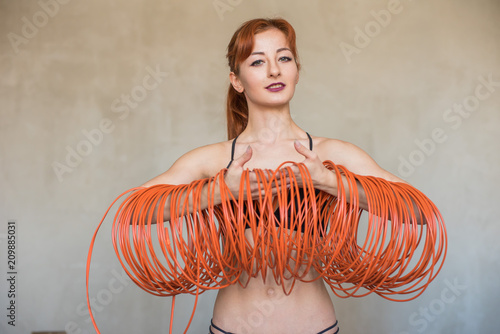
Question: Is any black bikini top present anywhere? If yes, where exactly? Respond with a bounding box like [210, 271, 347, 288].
[226, 132, 313, 169]
[225, 132, 322, 231]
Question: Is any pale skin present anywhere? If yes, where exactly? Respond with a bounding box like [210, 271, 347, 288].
[142, 28, 408, 333]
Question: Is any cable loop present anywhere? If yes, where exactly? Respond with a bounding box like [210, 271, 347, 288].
[87, 161, 447, 333]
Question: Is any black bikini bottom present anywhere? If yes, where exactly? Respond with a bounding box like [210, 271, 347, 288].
[209, 318, 339, 334]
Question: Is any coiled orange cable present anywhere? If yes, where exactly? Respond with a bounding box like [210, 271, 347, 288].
[86, 161, 447, 333]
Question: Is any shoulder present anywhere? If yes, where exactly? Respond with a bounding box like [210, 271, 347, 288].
[175, 141, 230, 174]
[313, 136, 405, 182]
[313, 137, 368, 171]
[141, 140, 232, 187]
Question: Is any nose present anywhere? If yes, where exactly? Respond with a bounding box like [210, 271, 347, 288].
[268, 59, 281, 78]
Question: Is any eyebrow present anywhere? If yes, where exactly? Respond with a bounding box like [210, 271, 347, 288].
[250, 47, 292, 56]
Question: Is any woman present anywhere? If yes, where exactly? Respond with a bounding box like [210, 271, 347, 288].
[142, 18, 409, 334]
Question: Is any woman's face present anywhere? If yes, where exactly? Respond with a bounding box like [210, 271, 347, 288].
[230, 28, 299, 110]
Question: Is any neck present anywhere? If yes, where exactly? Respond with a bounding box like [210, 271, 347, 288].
[240, 103, 303, 144]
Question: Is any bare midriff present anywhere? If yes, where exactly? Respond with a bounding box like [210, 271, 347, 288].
[211, 229, 337, 334]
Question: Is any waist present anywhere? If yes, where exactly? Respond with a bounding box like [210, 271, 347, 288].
[212, 277, 336, 333]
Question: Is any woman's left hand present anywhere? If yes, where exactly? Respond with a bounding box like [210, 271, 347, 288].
[286, 140, 338, 193]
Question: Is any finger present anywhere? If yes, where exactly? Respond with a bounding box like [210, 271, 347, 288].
[248, 170, 259, 185]
[260, 187, 279, 197]
[232, 145, 253, 169]
[294, 140, 314, 159]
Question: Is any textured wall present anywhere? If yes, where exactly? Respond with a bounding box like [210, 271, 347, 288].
[1, 0, 499, 333]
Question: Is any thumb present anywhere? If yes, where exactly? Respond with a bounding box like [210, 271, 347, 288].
[294, 140, 312, 159]
[232, 145, 253, 169]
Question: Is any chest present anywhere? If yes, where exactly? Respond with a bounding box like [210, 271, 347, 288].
[229, 142, 313, 171]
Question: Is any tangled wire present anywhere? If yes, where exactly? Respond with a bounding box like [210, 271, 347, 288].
[86, 161, 447, 333]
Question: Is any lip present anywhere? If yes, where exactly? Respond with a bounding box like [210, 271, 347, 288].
[265, 82, 286, 92]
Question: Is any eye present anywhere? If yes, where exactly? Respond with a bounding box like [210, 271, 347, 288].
[279, 56, 292, 62]
[250, 60, 264, 66]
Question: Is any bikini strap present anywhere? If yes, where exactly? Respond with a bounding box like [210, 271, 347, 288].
[317, 320, 339, 334]
[226, 135, 239, 169]
[306, 132, 313, 150]
[210, 319, 235, 334]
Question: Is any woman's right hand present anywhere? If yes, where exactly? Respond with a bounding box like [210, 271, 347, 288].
[223, 146, 280, 201]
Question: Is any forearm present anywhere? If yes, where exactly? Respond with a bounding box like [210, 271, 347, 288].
[130, 177, 223, 225]
[162, 179, 223, 222]
[318, 169, 425, 224]
[317, 169, 369, 211]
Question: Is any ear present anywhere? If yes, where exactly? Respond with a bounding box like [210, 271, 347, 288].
[229, 72, 244, 93]
[295, 69, 299, 85]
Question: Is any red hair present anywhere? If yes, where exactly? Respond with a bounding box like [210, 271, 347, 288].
[226, 18, 301, 140]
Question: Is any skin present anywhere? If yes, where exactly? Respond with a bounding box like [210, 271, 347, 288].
[142, 28, 408, 333]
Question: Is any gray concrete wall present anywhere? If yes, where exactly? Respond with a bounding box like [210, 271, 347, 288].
[1, 0, 499, 333]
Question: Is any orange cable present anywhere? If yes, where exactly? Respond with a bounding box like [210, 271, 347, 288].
[86, 161, 447, 333]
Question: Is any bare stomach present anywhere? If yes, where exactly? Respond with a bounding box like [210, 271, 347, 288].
[211, 231, 337, 334]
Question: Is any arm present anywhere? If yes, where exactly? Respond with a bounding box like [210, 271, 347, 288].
[136, 143, 260, 223]
[293, 139, 426, 224]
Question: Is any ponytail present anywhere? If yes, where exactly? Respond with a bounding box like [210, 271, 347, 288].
[226, 84, 248, 140]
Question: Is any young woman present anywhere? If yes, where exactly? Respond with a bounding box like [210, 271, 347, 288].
[142, 18, 409, 334]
